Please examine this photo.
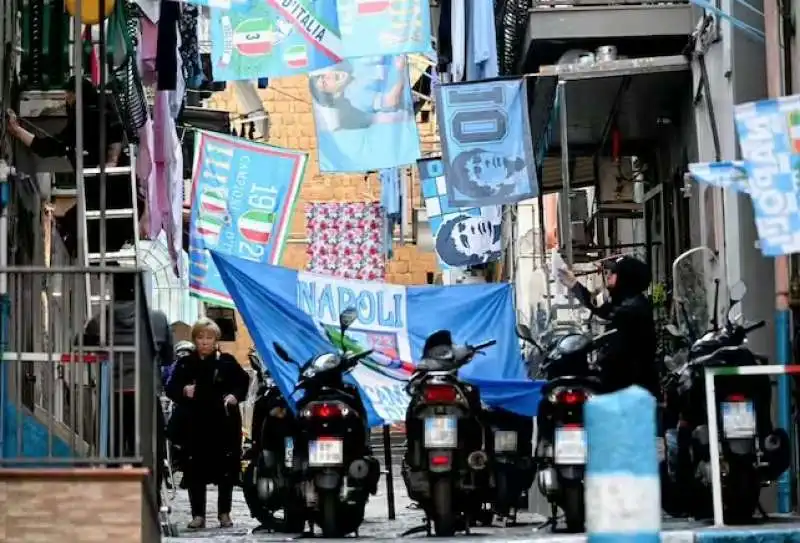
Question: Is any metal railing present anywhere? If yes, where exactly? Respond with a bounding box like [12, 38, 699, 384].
[533, 0, 688, 7]
[0, 266, 159, 470]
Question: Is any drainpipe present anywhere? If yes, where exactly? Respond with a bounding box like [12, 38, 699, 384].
[765, 0, 792, 514]
[0, 160, 10, 458]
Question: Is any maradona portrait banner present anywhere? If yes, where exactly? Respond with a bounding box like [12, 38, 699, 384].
[435, 78, 538, 207]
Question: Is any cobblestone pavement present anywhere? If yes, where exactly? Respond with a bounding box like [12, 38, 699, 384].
[161, 475, 573, 542]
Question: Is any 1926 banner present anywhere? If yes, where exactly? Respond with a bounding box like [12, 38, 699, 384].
[189, 131, 308, 306]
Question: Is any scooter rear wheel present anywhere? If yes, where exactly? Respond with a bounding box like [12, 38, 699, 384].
[432, 478, 457, 537]
[318, 491, 343, 538]
[561, 482, 585, 533]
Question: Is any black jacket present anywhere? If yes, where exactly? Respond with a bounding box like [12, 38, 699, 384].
[570, 260, 659, 397]
[165, 351, 250, 484]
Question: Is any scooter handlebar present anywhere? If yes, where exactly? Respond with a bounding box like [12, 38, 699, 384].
[472, 340, 497, 351]
[743, 320, 766, 334]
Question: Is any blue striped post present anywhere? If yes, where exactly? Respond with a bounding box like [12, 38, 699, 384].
[585, 385, 660, 542]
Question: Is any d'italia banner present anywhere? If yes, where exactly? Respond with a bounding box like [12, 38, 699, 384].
[189, 131, 308, 306]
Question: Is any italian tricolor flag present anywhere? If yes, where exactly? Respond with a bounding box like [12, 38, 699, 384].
[788, 111, 800, 154]
[196, 215, 225, 243]
[238, 210, 276, 244]
[233, 18, 275, 56]
[200, 188, 227, 215]
[284, 45, 308, 68]
[357, 0, 391, 14]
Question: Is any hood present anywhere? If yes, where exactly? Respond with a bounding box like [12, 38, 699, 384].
[607, 256, 651, 300]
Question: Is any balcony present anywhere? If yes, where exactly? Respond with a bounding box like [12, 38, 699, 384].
[524, 0, 695, 69]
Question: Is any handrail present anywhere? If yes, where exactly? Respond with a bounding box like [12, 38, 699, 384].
[533, 0, 689, 7]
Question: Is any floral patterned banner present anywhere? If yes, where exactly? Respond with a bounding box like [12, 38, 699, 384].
[305, 202, 385, 280]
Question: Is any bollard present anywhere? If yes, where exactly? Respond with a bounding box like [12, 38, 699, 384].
[585, 385, 660, 542]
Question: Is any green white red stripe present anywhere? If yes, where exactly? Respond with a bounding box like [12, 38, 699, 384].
[284, 45, 308, 68]
[196, 215, 225, 242]
[706, 365, 800, 376]
[200, 189, 227, 215]
[238, 210, 276, 244]
[233, 18, 279, 56]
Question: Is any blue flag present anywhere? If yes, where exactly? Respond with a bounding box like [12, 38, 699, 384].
[688, 161, 750, 194]
[337, 0, 433, 58]
[211, 252, 543, 426]
[210, 0, 342, 81]
[734, 95, 800, 256]
[310, 55, 421, 172]
[189, 131, 308, 306]
[436, 78, 538, 207]
[418, 157, 502, 270]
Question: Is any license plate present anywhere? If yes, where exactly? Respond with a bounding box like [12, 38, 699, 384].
[284, 437, 294, 468]
[722, 401, 756, 438]
[494, 430, 518, 452]
[308, 438, 344, 466]
[424, 416, 457, 448]
[555, 427, 587, 465]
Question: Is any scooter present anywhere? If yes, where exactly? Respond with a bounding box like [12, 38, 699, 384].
[242, 347, 305, 532]
[517, 322, 616, 533]
[401, 330, 496, 537]
[273, 308, 380, 538]
[662, 246, 791, 523]
[483, 405, 534, 525]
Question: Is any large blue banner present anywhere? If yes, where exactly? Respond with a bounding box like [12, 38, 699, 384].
[210, 0, 342, 81]
[337, 0, 433, 58]
[212, 252, 542, 426]
[436, 78, 538, 207]
[189, 131, 308, 306]
[310, 55, 421, 172]
[735, 95, 800, 256]
[418, 157, 502, 270]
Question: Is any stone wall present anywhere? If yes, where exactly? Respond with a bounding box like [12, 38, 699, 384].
[208, 75, 440, 364]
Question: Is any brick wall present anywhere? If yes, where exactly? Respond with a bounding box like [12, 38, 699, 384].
[209, 76, 440, 364]
[0, 469, 147, 543]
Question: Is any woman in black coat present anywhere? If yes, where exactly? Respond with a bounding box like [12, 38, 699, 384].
[166, 317, 250, 530]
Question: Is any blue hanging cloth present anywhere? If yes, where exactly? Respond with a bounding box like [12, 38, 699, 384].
[379, 168, 402, 258]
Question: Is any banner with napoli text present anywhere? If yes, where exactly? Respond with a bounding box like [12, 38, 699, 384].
[734, 95, 800, 256]
[337, 0, 433, 58]
[189, 131, 308, 306]
[418, 157, 502, 270]
[211, 252, 543, 426]
[210, 0, 343, 81]
[436, 78, 538, 207]
[311, 55, 421, 172]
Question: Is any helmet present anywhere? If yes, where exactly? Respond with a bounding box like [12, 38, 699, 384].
[174, 340, 195, 359]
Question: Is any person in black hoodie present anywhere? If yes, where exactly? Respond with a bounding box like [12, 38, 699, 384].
[557, 255, 659, 397]
[166, 317, 250, 530]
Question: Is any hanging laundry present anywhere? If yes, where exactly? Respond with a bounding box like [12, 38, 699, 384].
[465, 0, 499, 81]
[179, 4, 204, 89]
[305, 202, 385, 281]
[82, 26, 101, 85]
[137, 15, 159, 86]
[137, 118, 156, 238]
[449, 0, 466, 82]
[379, 168, 401, 258]
[156, 0, 180, 90]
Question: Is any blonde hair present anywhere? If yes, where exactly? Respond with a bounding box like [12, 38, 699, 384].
[191, 317, 222, 342]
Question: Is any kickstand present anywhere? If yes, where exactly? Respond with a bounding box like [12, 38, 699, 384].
[401, 522, 431, 537]
[533, 504, 560, 532]
[758, 501, 770, 520]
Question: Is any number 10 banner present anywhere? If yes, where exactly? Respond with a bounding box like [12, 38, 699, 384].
[435, 78, 539, 207]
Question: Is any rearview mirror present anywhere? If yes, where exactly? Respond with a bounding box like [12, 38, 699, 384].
[729, 281, 747, 303]
[339, 307, 358, 332]
[665, 324, 683, 337]
[516, 323, 533, 341]
[273, 342, 292, 363]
